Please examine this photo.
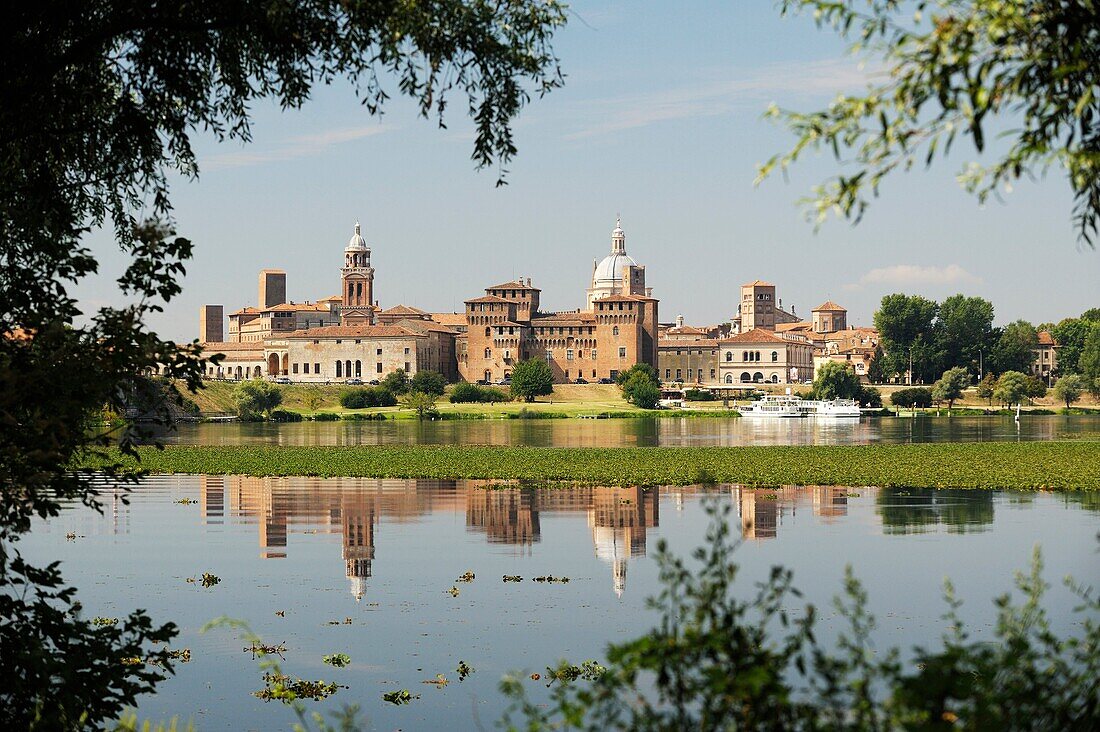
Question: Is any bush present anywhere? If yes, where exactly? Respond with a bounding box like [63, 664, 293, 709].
[683, 388, 716, 401]
[890, 387, 933, 408]
[623, 372, 661, 409]
[450, 382, 508, 403]
[615, 363, 658, 386]
[380, 370, 409, 395]
[312, 412, 341, 421]
[232, 379, 283, 420]
[269, 409, 302, 422]
[409, 369, 447, 397]
[510, 359, 554, 402]
[858, 385, 883, 408]
[340, 386, 397, 409]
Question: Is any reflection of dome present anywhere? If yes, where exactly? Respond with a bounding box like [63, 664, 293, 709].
[349, 575, 366, 602]
[346, 221, 368, 251]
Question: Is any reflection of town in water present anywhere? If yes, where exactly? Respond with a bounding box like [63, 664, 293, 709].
[200, 477, 664, 598]
[194, 478, 1013, 598]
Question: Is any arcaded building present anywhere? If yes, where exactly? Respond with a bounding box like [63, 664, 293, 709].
[456, 219, 659, 383]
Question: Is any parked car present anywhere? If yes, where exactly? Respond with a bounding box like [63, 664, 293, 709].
[574, 378, 588, 384]
[346, 378, 363, 385]
[274, 376, 291, 384]
[476, 379, 489, 386]
[368, 379, 380, 385]
[598, 377, 614, 385]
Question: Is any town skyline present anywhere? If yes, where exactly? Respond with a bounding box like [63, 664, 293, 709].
[71, 2, 1097, 342]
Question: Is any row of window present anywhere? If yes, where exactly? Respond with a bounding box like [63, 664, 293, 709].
[595, 301, 635, 311]
[724, 372, 780, 384]
[725, 350, 778, 362]
[664, 368, 717, 381]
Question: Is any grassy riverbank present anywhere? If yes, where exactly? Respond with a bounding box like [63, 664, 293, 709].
[81, 441, 1100, 490]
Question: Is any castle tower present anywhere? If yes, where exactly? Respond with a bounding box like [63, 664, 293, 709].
[340, 221, 375, 325]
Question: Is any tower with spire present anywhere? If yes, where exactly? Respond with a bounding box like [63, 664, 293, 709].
[585, 216, 649, 310]
[340, 221, 376, 325]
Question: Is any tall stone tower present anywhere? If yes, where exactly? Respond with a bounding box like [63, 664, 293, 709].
[739, 281, 777, 331]
[199, 304, 223, 343]
[258, 269, 287, 309]
[341, 221, 375, 325]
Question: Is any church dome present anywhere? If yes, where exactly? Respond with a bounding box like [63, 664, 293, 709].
[592, 251, 638, 287]
[345, 221, 368, 251]
[591, 216, 636, 288]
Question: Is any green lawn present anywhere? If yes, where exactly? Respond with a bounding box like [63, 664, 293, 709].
[82, 441, 1100, 490]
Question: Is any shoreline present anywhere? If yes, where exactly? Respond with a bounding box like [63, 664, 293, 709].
[80, 441, 1100, 490]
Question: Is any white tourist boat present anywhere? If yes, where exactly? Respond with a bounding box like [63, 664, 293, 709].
[739, 395, 806, 418]
[740, 394, 862, 419]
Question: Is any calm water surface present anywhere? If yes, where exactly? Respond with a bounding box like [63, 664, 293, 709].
[156, 414, 1100, 447]
[24, 477, 1099, 730]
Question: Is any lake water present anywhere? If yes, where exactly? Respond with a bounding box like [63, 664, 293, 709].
[155, 414, 1100, 447]
[24, 477, 1099, 730]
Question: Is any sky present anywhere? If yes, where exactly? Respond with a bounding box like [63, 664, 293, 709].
[77, 1, 1099, 342]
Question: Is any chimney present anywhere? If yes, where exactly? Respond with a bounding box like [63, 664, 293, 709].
[676, 314, 684, 328]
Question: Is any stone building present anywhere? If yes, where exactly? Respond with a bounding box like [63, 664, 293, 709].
[200, 221, 455, 381]
[717, 328, 814, 384]
[457, 219, 659, 383]
[1033, 330, 1059, 384]
[658, 340, 719, 384]
[812, 301, 848, 333]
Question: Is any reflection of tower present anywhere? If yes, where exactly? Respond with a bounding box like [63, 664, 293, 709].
[812, 487, 848, 520]
[341, 493, 376, 602]
[200, 475, 225, 525]
[465, 488, 541, 546]
[256, 478, 288, 559]
[588, 487, 658, 597]
[738, 488, 777, 540]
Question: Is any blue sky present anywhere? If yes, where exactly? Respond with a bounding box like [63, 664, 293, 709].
[78, 1, 1098, 341]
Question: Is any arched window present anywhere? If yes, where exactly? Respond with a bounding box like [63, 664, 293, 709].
[336, 361, 342, 377]
[484, 348, 491, 358]
[485, 326, 491, 337]
[348, 283, 354, 298]
[356, 282, 363, 297]
[345, 360, 352, 378]
[740, 372, 751, 382]
[725, 351, 733, 362]
[742, 351, 748, 361]
[770, 374, 779, 383]
[771, 351, 778, 362]
[725, 374, 733, 384]
[355, 360, 362, 377]
[612, 326, 619, 336]
[753, 372, 763, 383]
[754, 351, 761, 362]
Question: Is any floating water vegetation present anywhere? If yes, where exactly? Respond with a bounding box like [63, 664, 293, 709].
[174, 498, 197, 505]
[456, 571, 475, 582]
[91, 616, 118, 626]
[533, 576, 570, 583]
[186, 572, 220, 587]
[322, 653, 351, 668]
[253, 672, 346, 703]
[65, 531, 79, 541]
[381, 689, 418, 705]
[761, 493, 778, 500]
[165, 648, 191, 663]
[326, 617, 353, 625]
[245, 641, 287, 658]
[275, 610, 285, 617]
[81, 442, 1100, 490]
[456, 661, 474, 680]
[120, 656, 143, 666]
[422, 674, 449, 688]
[445, 586, 460, 597]
[544, 660, 607, 686]
[503, 575, 523, 583]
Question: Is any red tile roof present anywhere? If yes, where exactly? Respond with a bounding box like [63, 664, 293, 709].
[488, 280, 540, 291]
[283, 326, 424, 339]
[465, 295, 513, 304]
[430, 313, 468, 326]
[1037, 331, 1057, 346]
[812, 300, 847, 312]
[718, 328, 790, 345]
[381, 304, 429, 316]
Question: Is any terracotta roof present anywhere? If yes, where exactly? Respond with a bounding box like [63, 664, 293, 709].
[490, 320, 529, 329]
[228, 307, 261, 316]
[265, 302, 332, 312]
[487, 280, 540, 291]
[391, 318, 457, 334]
[283, 326, 424, 339]
[775, 321, 813, 332]
[1037, 331, 1057, 346]
[381, 304, 429, 316]
[201, 342, 264, 358]
[429, 313, 468, 326]
[718, 328, 790, 345]
[812, 300, 847, 312]
[593, 294, 656, 302]
[465, 295, 513, 304]
[743, 280, 774, 287]
[666, 324, 709, 335]
[659, 339, 720, 348]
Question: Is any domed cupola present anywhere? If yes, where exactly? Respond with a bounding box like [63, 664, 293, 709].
[346, 221, 368, 252]
[611, 216, 626, 254]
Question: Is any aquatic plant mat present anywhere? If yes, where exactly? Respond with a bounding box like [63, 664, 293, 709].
[81, 442, 1100, 490]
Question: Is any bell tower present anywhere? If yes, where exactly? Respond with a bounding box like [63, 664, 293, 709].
[341, 221, 375, 325]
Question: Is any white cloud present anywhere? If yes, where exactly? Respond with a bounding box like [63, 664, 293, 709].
[850, 264, 983, 289]
[202, 125, 391, 170]
[564, 58, 874, 139]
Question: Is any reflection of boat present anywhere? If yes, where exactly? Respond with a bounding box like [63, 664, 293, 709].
[739, 395, 804, 418]
[741, 394, 861, 419]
